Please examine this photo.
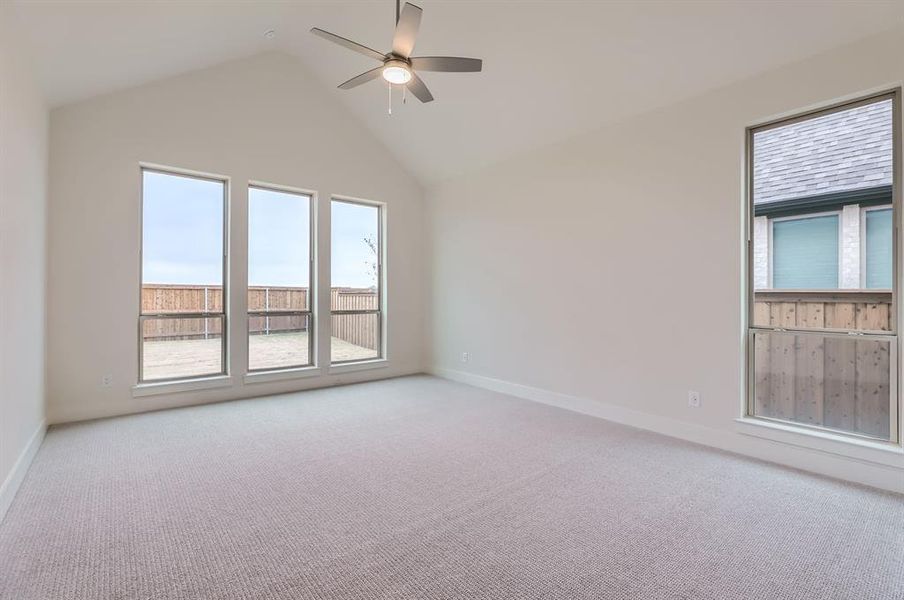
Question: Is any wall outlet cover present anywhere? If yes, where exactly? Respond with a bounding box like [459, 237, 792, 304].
[688, 390, 701, 408]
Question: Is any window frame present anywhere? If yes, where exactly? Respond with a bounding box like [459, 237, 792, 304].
[745, 90, 901, 445]
[860, 203, 894, 290]
[767, 210, 842, 290]
[138, 165, 230, 384]
[330, 196, 386, 365]
[246, 182, 316, 373]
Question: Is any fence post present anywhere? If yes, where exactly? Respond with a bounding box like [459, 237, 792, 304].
[265, 287, 270, 334]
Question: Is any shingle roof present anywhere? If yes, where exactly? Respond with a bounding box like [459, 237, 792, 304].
[753, 98, 892, 205]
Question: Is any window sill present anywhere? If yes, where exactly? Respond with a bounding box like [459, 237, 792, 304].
[132, 375, 233, 398]
[735, 417, 903, 469]
[244, 366, 321, 385]
[329, 358, 388, 374]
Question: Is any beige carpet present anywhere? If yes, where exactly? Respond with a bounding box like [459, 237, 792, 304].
[1, 375, 902, 599]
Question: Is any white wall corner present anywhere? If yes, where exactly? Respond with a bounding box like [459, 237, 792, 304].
[841, 204, 861, 289]
[753, 216, 769, 288]
[429, 367, 904, 495]
[0, 420, 46, 523]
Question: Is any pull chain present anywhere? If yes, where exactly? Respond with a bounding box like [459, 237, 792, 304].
[402, 85, 407, 104]
[388, 84, 392, 116]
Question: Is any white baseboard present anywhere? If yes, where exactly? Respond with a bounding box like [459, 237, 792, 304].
[431, 367, 904, 494]
[0, 420, 47, 523]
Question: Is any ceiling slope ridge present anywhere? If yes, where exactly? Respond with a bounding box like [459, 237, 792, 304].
[425, 23, 904, 194]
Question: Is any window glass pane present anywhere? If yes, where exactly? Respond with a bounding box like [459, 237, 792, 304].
[331, 200, 381, 364]
[772, 215, 838, 289]
[141, 317, 223, 381]
[752, 330, 891, 440]
[142, 171, 223, 306]
[248, 187, 310, 309]
[249, 314, 310, 371]
[331, 313, 379, 362]
[331, 201, 379, 308]
[865, 208, 892, 289]
[140, 170, 226, 383]
[751, 98, 894, 334]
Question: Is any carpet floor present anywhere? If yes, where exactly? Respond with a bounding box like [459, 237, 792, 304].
[1, 375, 902, 599]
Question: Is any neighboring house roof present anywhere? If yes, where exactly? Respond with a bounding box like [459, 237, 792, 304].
[753, 98, 892, 205]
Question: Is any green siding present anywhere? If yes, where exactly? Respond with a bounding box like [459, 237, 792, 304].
[772, 215, 839, 289]
[865, 208, 892, 289]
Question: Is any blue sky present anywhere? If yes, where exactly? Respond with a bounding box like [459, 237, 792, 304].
[142, 172, 378, 289]
[331, 200, 378, 290]
[248, 187, 309, 287]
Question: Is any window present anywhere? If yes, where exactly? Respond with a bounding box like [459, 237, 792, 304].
[140, 168, 227, 382]
[771, 214, 839, 289]
[331, 199, 382, 363]
[864, 207, 892, 289]
[748, 93, 898, 442]
[247, 185, 313, 371]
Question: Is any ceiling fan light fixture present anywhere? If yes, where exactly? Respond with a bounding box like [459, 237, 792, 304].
[382, 60, 412, 84]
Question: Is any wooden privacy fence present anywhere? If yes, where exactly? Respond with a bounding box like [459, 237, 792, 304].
[247, 287, 309, 337]
[141, 285, 224, 340]
[142, 285, 378, 350]
[752, 290, 892, 439]
[752, 290, 892, 332]
[331, 289, 379, 351]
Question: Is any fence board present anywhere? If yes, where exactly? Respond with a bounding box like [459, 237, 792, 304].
[824, 338, 857, 431]
[753, 333, 771, 416]
[855, 339, 890, 438]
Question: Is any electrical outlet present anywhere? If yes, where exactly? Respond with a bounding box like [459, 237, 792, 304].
[460, 352, 470, 363]
[101, 374, 113, 387]
[688, 390, 701, 408]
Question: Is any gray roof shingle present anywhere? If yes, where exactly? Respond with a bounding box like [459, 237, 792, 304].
[753, 98, 892, 205]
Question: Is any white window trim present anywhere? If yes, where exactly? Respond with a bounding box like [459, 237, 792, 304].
[329, 358, 388, 374]
[329, 195, 388, 366]
[767, 210, 842, 290]
[132, 375, 233, 398]
[735, 417, 904, 469]
[746, 89, 901, 450]
[860, 203, 894, 289]
[243, 366, 322, 385]
[246, 181, 318, 375]
[138, 164, 231, 386]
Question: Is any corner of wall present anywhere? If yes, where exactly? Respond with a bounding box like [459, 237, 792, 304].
[0, 3, 50, 521]
[0, 421, 46, 523]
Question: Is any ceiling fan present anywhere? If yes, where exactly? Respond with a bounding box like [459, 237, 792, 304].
[310, 0, 483, 104]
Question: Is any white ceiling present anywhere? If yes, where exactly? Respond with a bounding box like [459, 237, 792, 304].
[9, 1, 904, 185]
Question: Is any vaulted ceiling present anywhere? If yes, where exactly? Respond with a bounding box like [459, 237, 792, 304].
[9, 1, 904, 185]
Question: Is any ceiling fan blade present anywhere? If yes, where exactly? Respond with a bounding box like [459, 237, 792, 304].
[407, 72, 433, 103]
[310, 28, 385, 62]
[409, 57, 483, 73]
[338, 67, 384, 90]
[391, 3, 422, 58]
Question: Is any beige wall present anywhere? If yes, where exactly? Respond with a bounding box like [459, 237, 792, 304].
[47, 52, 427, 423]
[0, 9, 48, 505]
[428, 28, 904, 491]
